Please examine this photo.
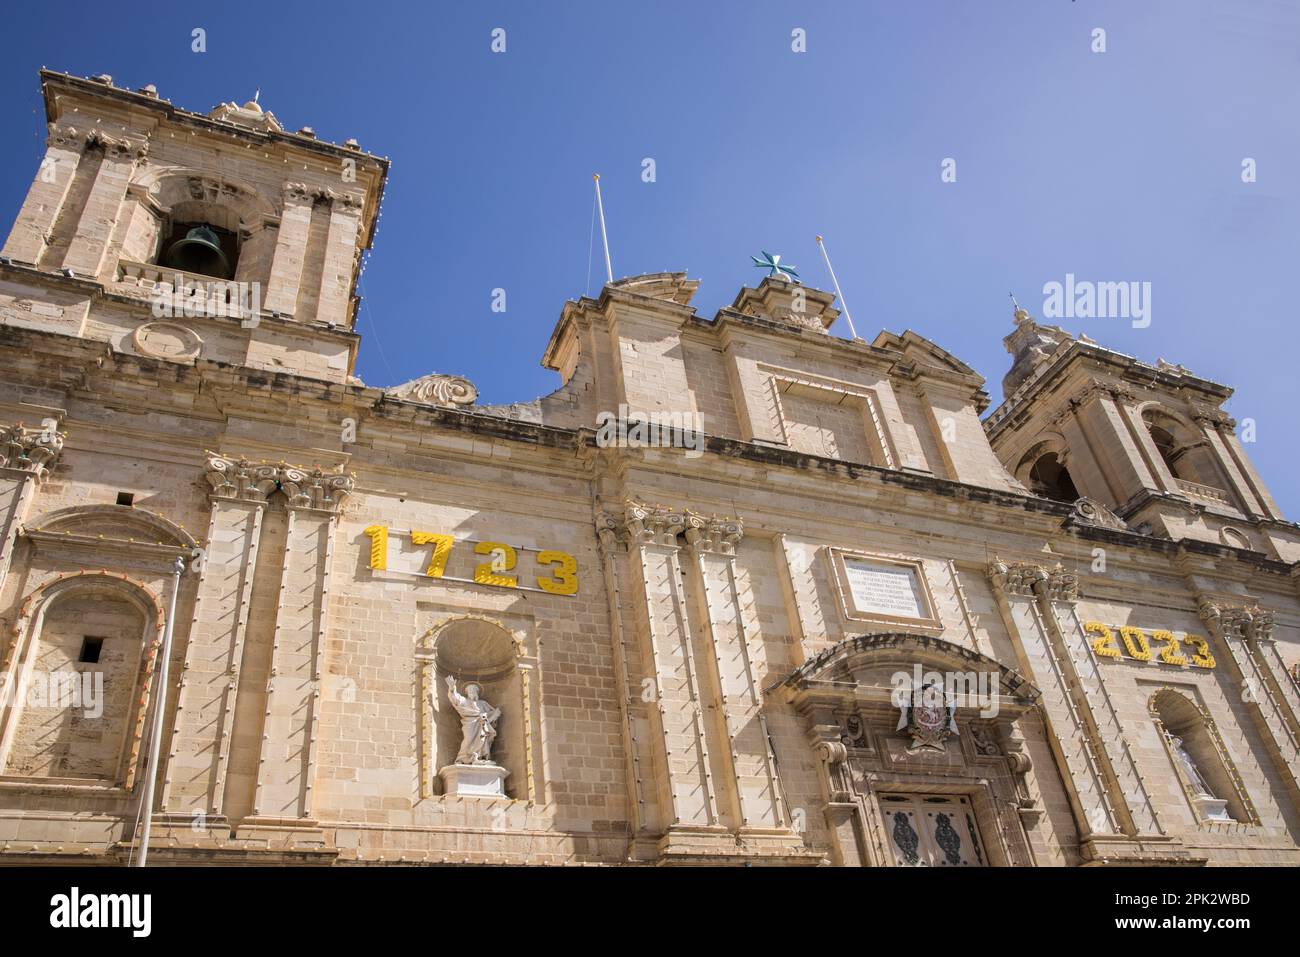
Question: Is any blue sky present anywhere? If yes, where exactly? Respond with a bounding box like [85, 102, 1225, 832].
[1, 1, 1296, 514]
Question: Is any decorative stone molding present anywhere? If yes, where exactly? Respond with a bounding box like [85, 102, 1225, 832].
[815, 740, 853, 802]
[1190, 405, 1235, 430]
[987, 558, 1047, 598]
[185, 175, 250, 207]
[987, 558, 1077, 602]
[131, 321, 203, 362]
[1067, 497, 1129, 531]
[1043, 563, 1079, 602]
[0, 422, 65, 479]
[682, 511, 743, 555]
[46, 124, 86, 151]
[1198, 600, 1274, 643]
[594, 510, 628, 549]
[621, 501, 686, 546]
[968, 721, 1001, 756]
[46, 125, 149, 160]
[283, 181, 364, 210]
[385, 373, 477, 408]
[204, 452, 354, 510]
[1065, 377, 1136, 414]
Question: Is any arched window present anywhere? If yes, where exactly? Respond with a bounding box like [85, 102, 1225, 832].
[1027, 452, 1079, 503]
[1142, 410, 1227, 494]
[156, 200, 245, 279]
[1150, 690, 1254, 825]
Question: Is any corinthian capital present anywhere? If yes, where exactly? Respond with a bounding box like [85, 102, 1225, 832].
[1044, 563, 1079, 603]
[987, 557, 1048, 598]
[0, 422, 65, 480]
[205, 452, 354, 511]
[1198, 599, 1274, 642]
[621, 501, 686, 546]
[682, 510, 744, 555]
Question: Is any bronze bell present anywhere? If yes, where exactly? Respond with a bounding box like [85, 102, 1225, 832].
[165, 225, 231, 279]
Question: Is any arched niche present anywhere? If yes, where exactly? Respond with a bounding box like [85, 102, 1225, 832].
[1149, 689, 1256, 826]
[415, 616, 539, 803]
[26, 503, 198, 549]
[0, 572, 163, 788]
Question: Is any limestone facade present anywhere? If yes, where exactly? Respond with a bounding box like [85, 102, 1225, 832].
[0, 72, 1296, 866]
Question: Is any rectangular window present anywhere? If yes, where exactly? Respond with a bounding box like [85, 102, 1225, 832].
[78, 637, 104, 664]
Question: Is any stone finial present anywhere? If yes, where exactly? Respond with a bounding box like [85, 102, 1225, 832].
[205, 452, 354, 510]
[385, 373, 477, 408]
[0, 422, 65, 480]
[1001, 303, 1075, 399]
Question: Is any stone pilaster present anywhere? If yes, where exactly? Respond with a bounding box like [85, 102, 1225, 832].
[59, 132, 148, 280]
[681, 512, 791, 840]
[314, 193, 362, 328]
[620, 502, 723, 847]
[262, 183, 315, 316]
[1197, 600, 1300, 799]
[0, 127, 85, 265]
[0, 422, 65, 600]
[161, 454, 352, 837]
[988, 559, 1147, 848]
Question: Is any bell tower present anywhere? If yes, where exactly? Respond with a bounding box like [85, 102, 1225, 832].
[985, 304, 1299, 562]
[0, 71, 387, 382]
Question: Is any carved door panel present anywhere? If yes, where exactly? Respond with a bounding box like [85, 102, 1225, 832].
[880, 794, 986, 867]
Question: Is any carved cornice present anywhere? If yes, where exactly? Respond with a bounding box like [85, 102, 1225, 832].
[384, 373, 477, 408]
[283, 180, 364, 210]
[1189, 405, 1235, 430]
[0, 422, 65, 480]
[682, 510, 743, 555]
[987, 558, 1077, 603]
[1197, 600, 1274, 643]
[47, 124, 149, 160]
[204, 452, 354, 511]
[1053, 377, 1137, 424]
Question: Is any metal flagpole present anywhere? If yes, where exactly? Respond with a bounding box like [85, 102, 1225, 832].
[815, 235, 861, 341]
[134, 554, 186, 867]
[594, 174, 613, 285]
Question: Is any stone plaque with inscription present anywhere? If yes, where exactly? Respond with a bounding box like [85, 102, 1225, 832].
[843, 559, 927, 620]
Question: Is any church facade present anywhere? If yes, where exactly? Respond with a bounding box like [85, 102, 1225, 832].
[0, 70, 1296, 866]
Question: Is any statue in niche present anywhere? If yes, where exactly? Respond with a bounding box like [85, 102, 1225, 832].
[1166, 731, 1216, 798]
[445, 675, 501, 765]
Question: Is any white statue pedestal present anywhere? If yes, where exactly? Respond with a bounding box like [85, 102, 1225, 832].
[440, 763, 508, 798]
[1193, 794, 1232, 822]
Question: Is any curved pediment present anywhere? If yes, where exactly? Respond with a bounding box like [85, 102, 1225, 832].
[778, 632, 1039, 702]
[26, 504, 198, 549]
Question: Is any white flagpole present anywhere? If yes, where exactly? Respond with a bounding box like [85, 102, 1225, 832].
[134, 554, 185, 867]
[816, 235, 860, 341]
[593, 174, 613, 285]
